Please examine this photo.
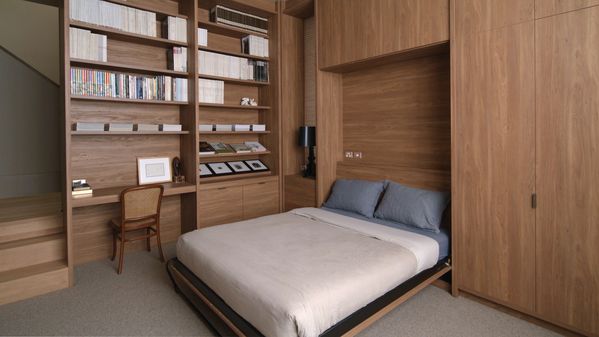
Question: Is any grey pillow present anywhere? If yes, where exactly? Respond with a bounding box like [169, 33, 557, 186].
[323, 179, 385, 218]
[374, 181, 449, 233]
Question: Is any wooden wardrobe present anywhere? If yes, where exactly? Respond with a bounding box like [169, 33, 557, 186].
[453, 1, 599, 335]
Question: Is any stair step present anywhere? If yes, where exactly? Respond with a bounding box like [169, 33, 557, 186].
[0, 213, 63, 244]
[0, 260, 68, 305]
[0, 234, 66, 273]
[0, 192, 62, 223]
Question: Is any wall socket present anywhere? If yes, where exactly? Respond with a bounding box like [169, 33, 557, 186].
[354, 152, 363, 159]
[345, 151, 363, 159]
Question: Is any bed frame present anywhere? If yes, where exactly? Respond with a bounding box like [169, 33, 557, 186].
[167, 257, 451, 337]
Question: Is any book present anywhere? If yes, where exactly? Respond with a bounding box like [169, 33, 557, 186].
[199, 141, 216, 155]
[245, 141, 267, 152]
[75, 122, 105, 131]
[70, 0, 156, 37]
[242, 35, 269, 57]
[215, 124, 233, 132]
[230, 143, 252, 153]
[72, 179, 93, 196]
[162, 16, 188, 43]
[233, 124, 251, 132]
[72, 189, 93, 197]
[108, 123, 134, 131]
[251, 124, 266, 132]
[198, 28, 208, 46]
[135, 124, 159, 131]
[199, 79, 224, 104]
[167, 47, 188, 72]
[70, 27, 107, 62]
[199, 50, 269, 82]
[160, 124, 182, 132]
[199, 124, 214, 132]
[209, 142, 234, 154]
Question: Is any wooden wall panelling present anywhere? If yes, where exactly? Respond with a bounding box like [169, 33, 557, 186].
[107, 40, 170, 69]
[535, 0, 599, 18]
[454, 0, 534, 35]
[284, 174, 316, 211]
[242, 180, 279, 218]
[198, 0, 277, 17]
[304, 16, 316, 126]
[280, 13, 305, 176]
[317, 0, 449, 70]
[535, 8, 599, 335]
[342, 54, 451, 172]
[283, 0, 314, 18]
[198, 185, 244, 228]
[222, 83, 260, 105]
[72, 196, 181, 265]
[199, 108, 260, 124]
[454, 21, 536, 312]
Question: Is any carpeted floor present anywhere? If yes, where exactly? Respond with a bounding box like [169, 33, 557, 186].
[0, 244, 560, 337]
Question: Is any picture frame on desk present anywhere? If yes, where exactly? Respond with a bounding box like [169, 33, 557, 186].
[138, 157, 172, 185]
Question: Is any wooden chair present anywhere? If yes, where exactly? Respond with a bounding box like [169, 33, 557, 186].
[110, 184, 165, 274]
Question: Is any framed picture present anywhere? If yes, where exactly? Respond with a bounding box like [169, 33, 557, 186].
[207, 162, 233, 175]
[227, 161, 251, 173]
[199, 164, 213, 177]
[244, 159, 269, 172]
[138, 157, 172, 185]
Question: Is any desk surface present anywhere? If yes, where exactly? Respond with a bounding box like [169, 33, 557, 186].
[71, 182, 196, 208]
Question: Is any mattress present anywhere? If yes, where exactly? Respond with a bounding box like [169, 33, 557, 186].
[177, 207, 439, 337]
[322, 207, 451, 260]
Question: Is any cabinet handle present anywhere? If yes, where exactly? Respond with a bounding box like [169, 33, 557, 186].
[531, 193, 537, 209]
[218, 187, 227, 190]
[258, 182, 266, 185]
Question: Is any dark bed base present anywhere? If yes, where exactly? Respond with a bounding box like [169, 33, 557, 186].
[167, 257, 451, 337]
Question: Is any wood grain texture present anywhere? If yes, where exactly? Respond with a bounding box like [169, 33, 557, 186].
[343, 54, 450, 172]
[0, 234, 66, 273]
[283, 0, 314, 18]
[72, 196, 181, 265]
[455, 0, 534, 34]
[0, 261, 69, 306]
[304, 16, 316, 126]
[317, 0, 449, 70]
[280, 14, 305, 176]
[535, 8, 599, 335]
[454, 21, 536, 312]
[242, 181, 279, 218]
[535, 0, 599, 18]
[198, 186, 244, 228]
[284, 174, 316, 211]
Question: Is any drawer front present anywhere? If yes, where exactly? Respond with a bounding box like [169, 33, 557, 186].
[198, 186, 243, 228]
[243, 181, 280, 219]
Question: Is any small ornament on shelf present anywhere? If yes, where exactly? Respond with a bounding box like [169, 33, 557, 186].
[240, 97, 258, 106]
[173, 157, 185, 183]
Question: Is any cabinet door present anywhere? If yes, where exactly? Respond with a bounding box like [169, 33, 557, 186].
[198, 186, 243, 228]
[243, 181, 279, 219]
[535, 0, 599, 18]
[454, 22, 536, 311]
[535, 7, 599, 335]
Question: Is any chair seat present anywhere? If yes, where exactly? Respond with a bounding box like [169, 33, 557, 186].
[110, 218, 156, 231]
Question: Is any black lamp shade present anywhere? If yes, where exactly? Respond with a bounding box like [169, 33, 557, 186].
[298, 126, 316, 147]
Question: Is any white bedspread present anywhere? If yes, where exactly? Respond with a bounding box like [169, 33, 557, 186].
[177, 207, 439, 337]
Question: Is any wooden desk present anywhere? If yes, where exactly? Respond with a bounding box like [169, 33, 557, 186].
[71, 182, 196, 208]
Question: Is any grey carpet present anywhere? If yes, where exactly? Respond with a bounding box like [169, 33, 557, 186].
[0, 244, 560, 337]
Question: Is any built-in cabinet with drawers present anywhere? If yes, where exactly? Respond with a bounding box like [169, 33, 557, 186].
[453, 1, 599, 335]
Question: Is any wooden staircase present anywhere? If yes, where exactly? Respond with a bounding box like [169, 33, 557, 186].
[0, 193, 69, 305]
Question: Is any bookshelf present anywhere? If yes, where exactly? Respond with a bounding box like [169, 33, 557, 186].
[59, 0, 282, 278]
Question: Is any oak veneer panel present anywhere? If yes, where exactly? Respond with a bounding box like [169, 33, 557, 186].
[72, 196, 181, 264]
[455, 0, 534, 35]
[107, 39, 170, 71]
[199, 108, 260, 125]
[283, 0, 314, 18]
[109, 0, 182, 17]
[281, 14, 305, 176]
[343, 54, 450, 172]
[198, 186, 243, 228]
[535, 0, 599, 18]
[304, 16, 316, 126]
[70, 100, 181, 124]
[0, 261, 69, 306]
[242, 181, 279, 219]
[454, 22, 536, 312]
[284, 174, 316, 211]
[0, 234, 66, 273]
[535, 8, 599, 335]
[317, 0, 449, 70]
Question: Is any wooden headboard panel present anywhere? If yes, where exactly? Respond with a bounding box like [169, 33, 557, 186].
[336, 162, 451, 192]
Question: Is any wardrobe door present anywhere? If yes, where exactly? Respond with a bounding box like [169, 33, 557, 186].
[454, 22, 536, 311]
[535, 7, 599, 335]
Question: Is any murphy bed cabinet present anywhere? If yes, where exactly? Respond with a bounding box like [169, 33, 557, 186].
[453, 1, 599, 335]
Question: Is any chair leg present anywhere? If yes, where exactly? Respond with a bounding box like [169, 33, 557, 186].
[156, 228, 165, 262]
[117, 239, 125, 274]
[111, 230, 116, 261]
[146, 228, 151, 252]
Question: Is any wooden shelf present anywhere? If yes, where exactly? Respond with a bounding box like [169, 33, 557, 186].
[200, 171, 273, 184]
[70, 20, 188, 48]
[104, 0, 188, 19]
[200, 151, 271, 159]
[199, 45, 269, 61]
[199, 19, 268, 39]
[70, 59, 188, 77]
[200, 131, 270, 135]
[71, 131, 190, 136]
[199, 103, 271, 110]
[199, 74, 269, 86]
[71, 182, 196, 208]
[71, 95, 189, 105]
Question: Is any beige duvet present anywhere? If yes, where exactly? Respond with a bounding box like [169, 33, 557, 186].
[177, 207, 439, 337]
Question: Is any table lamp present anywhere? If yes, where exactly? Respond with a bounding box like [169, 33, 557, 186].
[299, 126, 316, 178]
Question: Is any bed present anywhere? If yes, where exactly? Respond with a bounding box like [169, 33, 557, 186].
[167, 205, 451, 337]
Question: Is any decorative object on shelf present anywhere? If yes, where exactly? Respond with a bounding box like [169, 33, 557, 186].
[245, 159, 269, 172]
[200, 141, 216, 156]
[209, 142, 234, 154]
[240, 97, 258, 106]
[135, 124, 159, 132]
[227, 161, 251, 173]
[230, 143, 252, 154]
[74, 122, 105, 132]
[199, 164, 213, 177]
[299, 126, 316, 178]
[172, 157, 185, 183]
[245, 141, 267, 152]
[207, 162, 233, 175]
[72, 179, 93, 197]
[251, 124, 266, 132]
[138, 157, 172, 185]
